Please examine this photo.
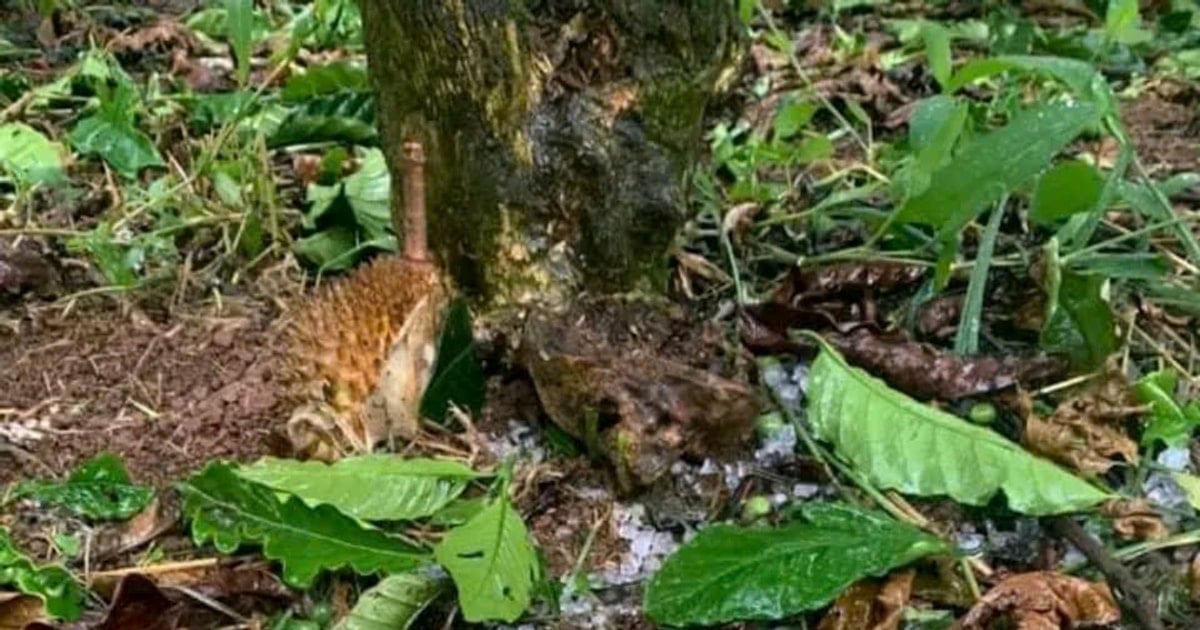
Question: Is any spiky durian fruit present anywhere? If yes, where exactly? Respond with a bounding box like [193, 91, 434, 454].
[282, 141, 448, 459]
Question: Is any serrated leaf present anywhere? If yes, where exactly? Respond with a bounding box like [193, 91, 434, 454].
[434, 498, 537, 623]
[270, 91, 377, 148]
[1040, 270, 1117, 371]
[420, 300, 485, 423]
[643, 503, 949, 626]
[237, 455, 480, 522]
[807, 344, 1113, 515]
[334, 572, 444, 630]
[0, 529, 84, 620]
[1135, 370, 1200, 448]
[0, 123, 66, 184]
[11, 453, 153, 521]
[1031, 161, 1104, 224]
[180, 462, 429, 587]
[895, 101, 1099, 238]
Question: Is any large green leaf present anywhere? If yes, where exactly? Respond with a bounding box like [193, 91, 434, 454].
[434, 498, 537, 623]
[180, 462, 429, 587]
[807, 344, 1113, 515]
[0, 123, 66, 184]
[283, 61, 369, 101]
[1135, 370, 1200, 448]
[947, 56, 1113, 112]
[0, 528, 84, 620]
[237, 455, 480, 522]
[643, 503, 950, 627]
[895, 101, 1099, 238]
[1031, 160, 1104, 225]
[305, 148, 391, 239]
[68, 83, 164, 179]
[334, 572, 444, 630]
[899, 95, 968, 200]
[270, 92, 377, 148]
[420, 300, 486, 423]
[11, 453, 153, 521]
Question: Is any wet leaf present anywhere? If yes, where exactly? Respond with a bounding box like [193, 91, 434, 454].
[0, 529, 83, 621]
[895, 101, 1100, 238]
[1031, 161, 1104, 225]
[644, 503, 948, 627]
[1020, 372, 1140, 475]
[1040, 270, 1117, 371]
[807, 344, 1113, 515]
[816, 570, 914, 630]
[0, 123, 66, 184]
[434, 498, 537, 623]
[420, 300, 485, 423]
[958, 572, 1119, 629]
[1101, 498, 1168, 541]
[334, 572, 443, 630]
[180, 462, 429, 588]
[1135, 369, 1200, 448]
[237, 455, 481, 521]
[11, 453, 154, 521]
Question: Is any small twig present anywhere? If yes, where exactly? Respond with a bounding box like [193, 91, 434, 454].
[1045, 516, 1164, 630]
[88, 557, 222, 580]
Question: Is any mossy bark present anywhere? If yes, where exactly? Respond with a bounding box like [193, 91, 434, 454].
[360, 1, 741, 304]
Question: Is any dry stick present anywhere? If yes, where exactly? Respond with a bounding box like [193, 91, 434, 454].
[400, 140, 429, 264]
[1045, 516, 1164, 630]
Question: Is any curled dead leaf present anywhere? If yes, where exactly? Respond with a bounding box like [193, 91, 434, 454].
[958, 572, 1120, 630]
[817, 570, 914, 630]
[1101, 498, 1168, 541]
[1021, 372, 1140, 475]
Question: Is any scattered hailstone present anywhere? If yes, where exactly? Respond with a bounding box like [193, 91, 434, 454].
[1157, 446, 1192, 472]
[791, 482, 820, 499]
[483, 420, 546, 463]
[954, 531, 985, 555]
[601, 503, 681, 586]
[755, 422, 797, 465]
[1144, 472, 1189, 511]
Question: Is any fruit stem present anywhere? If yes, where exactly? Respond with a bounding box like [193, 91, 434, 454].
[400, 140, 428, 263]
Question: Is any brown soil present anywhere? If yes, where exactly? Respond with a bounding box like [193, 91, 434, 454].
[0, 294, 287, 489]
[1121, 80, 1200, 176]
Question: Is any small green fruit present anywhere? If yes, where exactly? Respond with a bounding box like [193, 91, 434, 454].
[743, 495, 773, 520]
[968, 402, 997, 425]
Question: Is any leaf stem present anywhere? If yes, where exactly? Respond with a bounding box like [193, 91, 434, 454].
[954, 198, 1006, 355]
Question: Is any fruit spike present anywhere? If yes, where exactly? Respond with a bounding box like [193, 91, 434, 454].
[283, 139, 448, 460]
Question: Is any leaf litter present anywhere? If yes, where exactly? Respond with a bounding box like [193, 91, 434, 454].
[2, 0, 1200, 628]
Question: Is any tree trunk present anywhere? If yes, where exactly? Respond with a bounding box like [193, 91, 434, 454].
[360, 1, 741, 304]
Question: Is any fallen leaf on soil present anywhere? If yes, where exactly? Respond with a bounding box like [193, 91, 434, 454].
[817, 570, 914, 630]
[0, 593, 46, 629]
[916, 295, 963, 340]
[94, 574, 183, 630]
[109, 20, 198, 55]
[1021, 372, 1141, 475]
[1101, 498, 1168, 541]
[957, 572, 1120, 629]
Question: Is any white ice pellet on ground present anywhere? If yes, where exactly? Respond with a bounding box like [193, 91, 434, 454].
[1157, 446, 1192, 472]
[1144, 471, 1190, 511]
[601, 503, 682, 586]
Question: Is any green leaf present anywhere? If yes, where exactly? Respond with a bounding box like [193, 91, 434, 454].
[1105, 0, 1153, 45]
[1135, 370, 1200, 448]
[180, 462, 429, 588]
[283, 62, 369, 102]
[773, 98, 817, 139]
[293, 226, 362, 271]
[895, 101, 1099, 238]
[434, 498, 537, 623]
[899, 96, 968, 199]
[1040, 270, 1117, 371]
[947, 56, 1112, 112]
[1068, 252, 1168, 280]
[796, 135, 834, 163]
[11, 453, 153, 521]
[0, 123, 66, 184]
[1171, 472, 1200, 511]
[920, 21, 953, 89]
[270, 92, 377, 148]
[1030, 161, 1104, 225]
[237, 456, 481, 522]
[307, 148, 391, 239]
[420, 300, 486, 423]
[68, 83, 164, 179]
[225, 0, 254, 84]
[0, 528, 84, 620]
[807, 344, 1113, 515]
[334, 572, 444, 630]
[643, 503, 950, 626]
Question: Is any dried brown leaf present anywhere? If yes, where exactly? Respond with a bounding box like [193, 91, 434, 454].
[96, 574, 183, 630]
[0, 593, 46, 629]
[958, 572, 1120, 629]
[916, 295, 963, 340]
[109, 20, 198, 55]
[1021, 373, 1140, 475]
[773, 262, 927, 306]
[819, 570, 915, 630]
[1101, 498, 1168, 541]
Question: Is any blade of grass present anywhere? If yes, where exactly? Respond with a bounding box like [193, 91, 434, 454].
[954, 198, 1006, 355]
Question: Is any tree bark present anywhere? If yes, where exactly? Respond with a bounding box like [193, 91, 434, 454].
[360, 1, 741, 304]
